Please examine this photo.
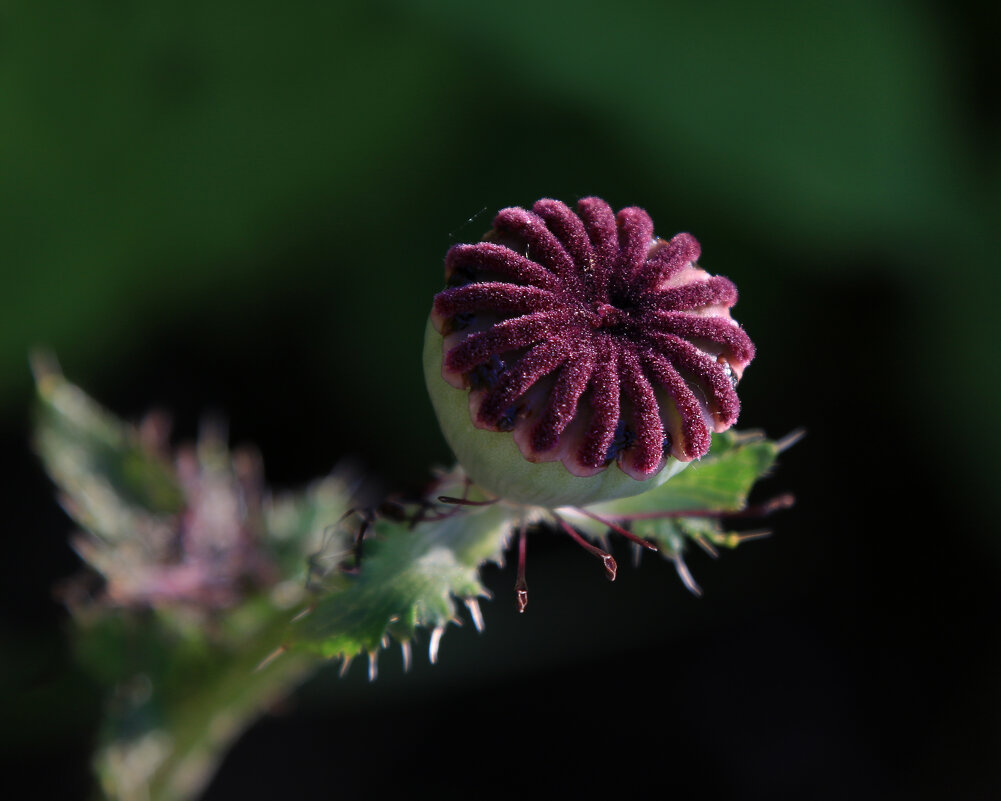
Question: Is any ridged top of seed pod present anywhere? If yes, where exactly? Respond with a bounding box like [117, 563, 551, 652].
[429, 196, 755, 492]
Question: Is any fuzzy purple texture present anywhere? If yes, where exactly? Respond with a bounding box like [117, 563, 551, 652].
[431, 197, 755, 480]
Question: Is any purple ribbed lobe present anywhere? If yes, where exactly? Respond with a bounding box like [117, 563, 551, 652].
[431, 197, 755, 480]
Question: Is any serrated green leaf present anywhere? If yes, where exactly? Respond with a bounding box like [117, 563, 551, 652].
[586, 431, 778, 519]
[285, 497, 517, 660]
[564, 431, 785, 590]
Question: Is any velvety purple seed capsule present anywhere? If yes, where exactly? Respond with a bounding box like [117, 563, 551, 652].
[430, 197, 755, 482]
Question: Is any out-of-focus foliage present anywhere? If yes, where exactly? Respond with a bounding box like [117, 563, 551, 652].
[33, 363, 355, 801]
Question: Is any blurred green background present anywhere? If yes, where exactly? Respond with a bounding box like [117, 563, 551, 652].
[3, 1, 999, 798]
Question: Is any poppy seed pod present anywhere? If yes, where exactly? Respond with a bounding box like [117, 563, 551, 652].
[424, 197, 755, 508]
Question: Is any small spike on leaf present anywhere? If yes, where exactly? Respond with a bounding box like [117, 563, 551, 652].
[429, 626, 445, 665]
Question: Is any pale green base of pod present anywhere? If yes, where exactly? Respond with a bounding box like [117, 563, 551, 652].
[423, 317, 688, 508]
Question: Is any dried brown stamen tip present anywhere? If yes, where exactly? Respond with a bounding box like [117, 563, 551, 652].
[552, 511, 617, 581]
[515, 519, 529, 613]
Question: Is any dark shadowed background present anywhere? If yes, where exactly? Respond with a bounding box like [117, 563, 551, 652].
[2, 1, 999, 799]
